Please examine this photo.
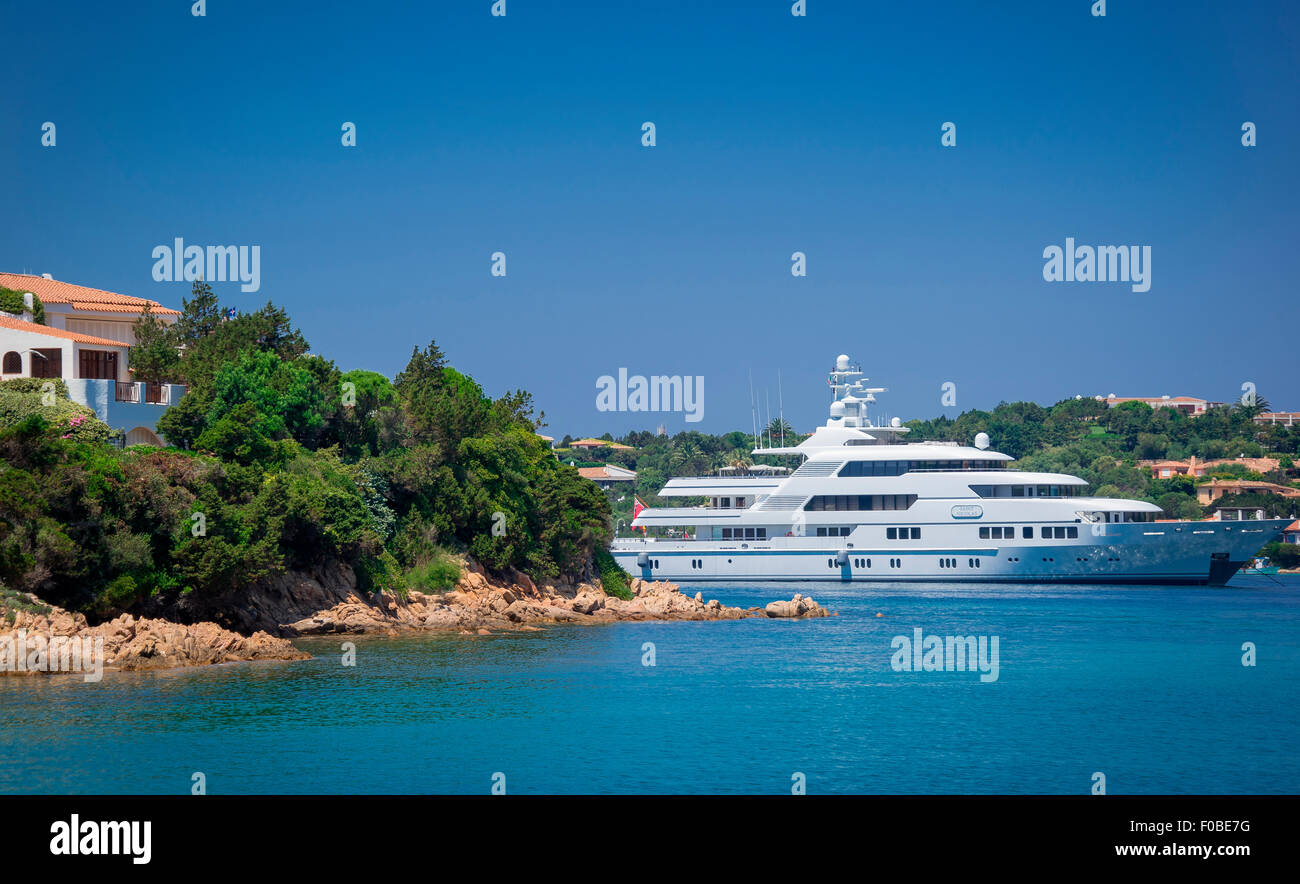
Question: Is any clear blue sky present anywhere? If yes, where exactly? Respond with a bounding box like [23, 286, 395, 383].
[3, 0, 1296, 437]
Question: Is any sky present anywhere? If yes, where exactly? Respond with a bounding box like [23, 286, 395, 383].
[2, 0, 1296, 438]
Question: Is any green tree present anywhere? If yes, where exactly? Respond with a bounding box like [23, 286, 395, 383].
[127, 304, 180, 384]
[175, 278, 222, 344]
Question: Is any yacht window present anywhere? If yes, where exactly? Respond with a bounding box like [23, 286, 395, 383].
[979, 527, 990, 539]
[887, 528, 897, 540]
[805, 494, 915, 512]
[744, 528, 755, 539]
[721, 528, 732, 539]
[1023, 527, 1033, 538]
[757, 528, 766, 539]
[1066, 527, 1077, 538]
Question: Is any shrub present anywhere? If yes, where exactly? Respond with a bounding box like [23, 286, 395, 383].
[0, 382, 114, 444]
[595, 547, 632, 600]
[0, 287, 44, 324]
[355, 549, 408, 598]
[404, 551, 461, 595]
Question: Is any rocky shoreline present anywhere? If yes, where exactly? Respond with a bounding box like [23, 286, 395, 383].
[0, 603, 308, 675]
[1, 559, 830, 675]
[281, 562, 830, 636]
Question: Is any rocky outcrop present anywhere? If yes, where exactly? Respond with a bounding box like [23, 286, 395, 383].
[764, 594, 830, 618]
[1, 559, 832, 675]
[1, 596, 308, 676]
[264, 559, 831, 636]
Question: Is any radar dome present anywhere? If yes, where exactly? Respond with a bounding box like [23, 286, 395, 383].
[829, 400, 846, 418]
[890, 417, 901, 428]
[974, 432, 990, 450]
[835, 355, 850, 371]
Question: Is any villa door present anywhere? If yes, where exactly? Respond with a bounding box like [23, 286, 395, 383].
[78, 349, 118, 380]
[31, 348, 62, 379]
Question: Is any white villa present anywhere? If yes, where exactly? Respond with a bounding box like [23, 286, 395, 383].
[0, 272, 185, 446]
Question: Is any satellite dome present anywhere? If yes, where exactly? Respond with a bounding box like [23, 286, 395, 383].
[974, 432, 990, 450]
[890, 417, 901, 428]
[829, 400, 846, 418]
[835, 355, 850, 371]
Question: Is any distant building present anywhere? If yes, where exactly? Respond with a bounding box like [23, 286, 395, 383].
[1196, 479, 1300, 507]
[1101, 394, 1223, 416]
[1144, 456, 1281, 478]
[1283, 520, 1300, 545]
[577, 464, 637, 490]
[1255, 412, 1300, 427]
[570, 437, 634, 451]
[0, 272, 184, 446]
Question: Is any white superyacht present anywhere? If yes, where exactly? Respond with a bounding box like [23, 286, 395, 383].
[610, 355, 1288, 585]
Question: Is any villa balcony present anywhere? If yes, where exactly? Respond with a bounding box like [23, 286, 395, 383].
[66, 378, 186, 446]
[113, 381, 176, 405]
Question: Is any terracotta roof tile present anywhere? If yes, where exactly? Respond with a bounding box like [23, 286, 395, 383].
[0, 272, 181, 316]
[0, 314, 130, 347]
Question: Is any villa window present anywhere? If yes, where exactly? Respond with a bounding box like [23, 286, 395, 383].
[1, 351, 19, 374]
[78, 349, 118, 380]
[30, 348, 62, 379]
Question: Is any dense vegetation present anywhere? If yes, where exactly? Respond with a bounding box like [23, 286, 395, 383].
[0, 282, 612, 618]
[3, 275, 1298, 616]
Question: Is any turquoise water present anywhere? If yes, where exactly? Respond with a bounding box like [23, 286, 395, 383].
[2, 576, 1298, 794]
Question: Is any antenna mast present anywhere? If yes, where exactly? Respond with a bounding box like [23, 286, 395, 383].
[778, 369, 784, 446]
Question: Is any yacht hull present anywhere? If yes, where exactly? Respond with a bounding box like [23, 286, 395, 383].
[610, 519, 1287, 587]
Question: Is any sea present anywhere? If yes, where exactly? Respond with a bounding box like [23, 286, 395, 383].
[3, 575, 1297, 794]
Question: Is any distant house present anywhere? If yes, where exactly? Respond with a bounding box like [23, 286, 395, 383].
[1255, 412, 1300, 427]
[1102, 394, 1223, 416]
[577, 464, 637, 490]
[1144, 456, 1281, 479]
[0, 272, 184, 446]
[570, 437, 634, 451]
[1283, 521, 1300, 545]
[1196, 479, 1300, 507]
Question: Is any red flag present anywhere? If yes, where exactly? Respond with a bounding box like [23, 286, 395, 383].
[632, 496, 648, 535]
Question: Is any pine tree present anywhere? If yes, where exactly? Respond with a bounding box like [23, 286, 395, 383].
[128, 304, 180, 384]
[176, 278, 222, 344]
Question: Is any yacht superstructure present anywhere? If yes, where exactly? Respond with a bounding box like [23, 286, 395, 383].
[610, 355, 1288, 585]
